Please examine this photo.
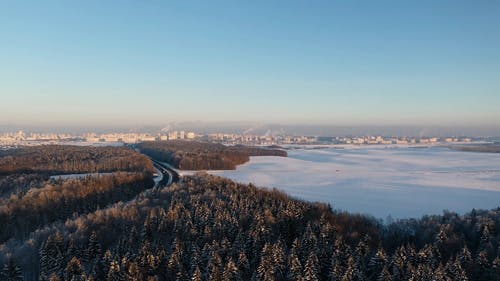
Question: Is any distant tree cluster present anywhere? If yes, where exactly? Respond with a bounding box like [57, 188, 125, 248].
[450, 145, 500, 153]
[0, 172, 154, 244]
[137, 141, 287, 170]
[0, 174, 47, 200]
[1, 174, 498, 280]
[0, 145, 154, 175]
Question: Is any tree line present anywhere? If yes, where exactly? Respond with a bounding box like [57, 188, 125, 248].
[137, 141, 287, 170]
[1, 174, 498, 280]
[0, 145, 154, 175]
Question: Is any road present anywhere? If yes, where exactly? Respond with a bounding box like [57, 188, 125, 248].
[128, 144, 180, 190]
[152, 159, 180, 188]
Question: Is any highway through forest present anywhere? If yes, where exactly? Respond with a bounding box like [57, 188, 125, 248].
[151, 159, 180, 189]
[129, 144, 180, 190]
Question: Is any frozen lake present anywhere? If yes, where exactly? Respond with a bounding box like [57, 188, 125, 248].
[211, 146, 500, 219]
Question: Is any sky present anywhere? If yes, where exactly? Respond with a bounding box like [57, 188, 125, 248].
[1, 1, 499, 131]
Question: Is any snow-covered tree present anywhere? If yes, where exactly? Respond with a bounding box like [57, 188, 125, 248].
[1, 259, 23, 281]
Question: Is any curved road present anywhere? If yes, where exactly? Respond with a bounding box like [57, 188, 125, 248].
[152, 159, 180, 188]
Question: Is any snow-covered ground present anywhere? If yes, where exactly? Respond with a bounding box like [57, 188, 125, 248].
[211, 146, 500, 219]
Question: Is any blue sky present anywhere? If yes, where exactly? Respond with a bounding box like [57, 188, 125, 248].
[1, 1, 499, 127]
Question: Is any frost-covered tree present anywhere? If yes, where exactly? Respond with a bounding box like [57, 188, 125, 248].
[377, 265, 392, 281]
[1, 259, 23, 281]
[222, 257, 240, 281]
[304, 252, 320, 281]
[288, 250, 303, 281]
[107, 260, 125, 281]
[368, 247, 388, 279]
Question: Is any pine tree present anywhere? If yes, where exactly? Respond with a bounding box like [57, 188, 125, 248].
[40, 234, 65, 278]
[125, 261, 140, 281]
[288, 250, 303, 281]
[128, 226, 140, 250]
[341, 256, 362, 281]
[65, 257, 85, 281]
[257, 243, 275, 281]
[319, 217, 336, 279]
[392, 245, 409, 280]
[273, 240, 286, 280]
[493, 256, 500, 276]
[49, 273, 61, 281]
[86, 231, 101, 263]
[377, 265, 392, 281]
[222, 257, 240, 281]
[368, 247, 388, 279]
[93, 250, 112, 281]
[304, 252, 320, 281]
[334, 236, 349, 269]
[237, 251, 250, 280]
[460, 245, 472, 266]
[1, 258, 23, 281]
[477, 250, 489, 269]
[191, 265, 203, 281]
[208, 252, 223, 281]
[301, 223, 318, 262]
[107, 260, 125, 281]
[451, 257, 468, 281]
[141, 217, 153, 242]
[432, 263, 448, 281]
[354, 235, 369, 266]
[168, 239, 185, 278]
[329, 258, 343, 281]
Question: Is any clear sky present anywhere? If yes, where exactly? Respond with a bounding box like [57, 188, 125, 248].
[1, 1, 499, 128]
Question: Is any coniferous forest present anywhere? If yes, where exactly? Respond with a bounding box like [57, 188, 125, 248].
[137, 141, 287, 170]
[0, 145, 499, 280]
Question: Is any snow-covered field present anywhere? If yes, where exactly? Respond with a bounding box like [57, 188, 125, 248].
[211, 146, 500, 219]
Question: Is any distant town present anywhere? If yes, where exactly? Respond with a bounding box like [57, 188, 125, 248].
[0, 129, 483, 148]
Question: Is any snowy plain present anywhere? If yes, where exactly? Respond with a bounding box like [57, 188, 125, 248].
[211, 146, 500, 219]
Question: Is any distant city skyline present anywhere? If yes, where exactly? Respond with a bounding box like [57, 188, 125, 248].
[1, 1, 499, 128]
[1, 122, 500, 138]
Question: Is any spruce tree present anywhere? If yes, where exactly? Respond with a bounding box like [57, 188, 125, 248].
[368, 247, 388, 279]
[237, 251, 250, 280]
[329, 258, 343, 281]
[191, 265, 203, 281]
[273, 240, 286, 280]
[222, 257, 240, 281]
[493, 256, 500, 276]
[65, 257, 84, 281]
[257, 243, 275, 281]
[107, 260, 125, 281]
[304, 252, 320, 281]
[208, 252, 223, 281]
[452, 257, 468, 281]
[1, 258, 23, 281]
[377, 265, 392, 281]
[288, 250, 303, 281]
[86, 231, 101, 263]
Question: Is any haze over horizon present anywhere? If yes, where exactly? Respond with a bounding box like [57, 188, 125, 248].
[1, 1, 499, 130]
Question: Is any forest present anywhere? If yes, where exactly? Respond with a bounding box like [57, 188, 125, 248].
[0, 145, 157, 280]
[136, 141, 287, 170]
[0, 172, 153, 244]
[0, 144, 499, 280]
[0, 145, 154, 175]
[0, 173, 498, 280]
